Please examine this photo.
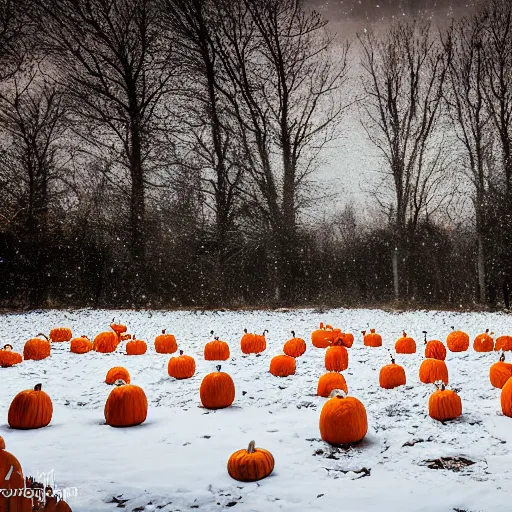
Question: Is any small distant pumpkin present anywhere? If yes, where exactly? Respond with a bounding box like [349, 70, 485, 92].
[93, 331, 118, 353]
[49, 327, 72, 342]
[105, 366, 131, 385]
[423, 332, 446, 360]
[70, 336, 93, 354]
[473, 329, 494, 352]
[200, 365, 235, 409]
[379, 355, 406, 389]
[110, 319, 127, 339]
[395, 331, 416, 354]
[8, 383, 53, 430]
[324, 338, 348, 372]
[204, 331, 230, 361]
[269, 354, 296, 377]
[240, 329, 267, 355]
[428, 382, 462, 421]
[419, 358, 448, 384]
[283, 331, 306, 358]
[495, 335, 512, 352]
[168, 350, 196, 379]
[341, 332, 354, 348]
[311, 322, 336, 349]
[489, 353, 512, 389]
[446, 327, 469, 352]
[154, 329, 178, 354]
[317, 372, 348, 397]
[23, 334, 51, 361]
[0, 344, 23, 367]
[319, 389, 368, 445]
[104, 379, 147, 427]
[126, 335, 147, 355]
[362, 329, 382, 347]
[227, 440, 274, 482]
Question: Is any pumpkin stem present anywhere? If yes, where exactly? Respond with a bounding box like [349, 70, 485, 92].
[370, 328, 375, 333]
[36, 333, 49, 341]
[114, 379, 126, 386]
[328, 388, 346, 399]
[500, 352, 505, 362]
[3, 344, 13, 350]
[210, 330, 214, 336]
[485, 328, 489, 333]
[244, 328, 247, 333]
[361, 330, 366, 336]
[263, 329, 268, 334]
[291, 330, 295, 337]
[34, 383, 42, 391]
[422, 331, 427, 343]
[403, 331, 406, 337]
[247, 440, 256, 453]
[390, 354, 395, 364]
[179, 350, 184, 355]
[214, 336, 219, 341]
[320, 322, 324, 329]
[216, 365, 221, 372]
[162, 329, 166, 334]
[450, 326, 454, 331]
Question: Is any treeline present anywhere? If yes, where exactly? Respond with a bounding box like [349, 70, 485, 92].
[0, 0, 510, 310]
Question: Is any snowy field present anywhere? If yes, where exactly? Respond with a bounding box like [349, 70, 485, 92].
[1, 307, 512, 512]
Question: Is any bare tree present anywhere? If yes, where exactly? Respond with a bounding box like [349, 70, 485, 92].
[358, 20, 449, 300]
[33, 0, 176, 302]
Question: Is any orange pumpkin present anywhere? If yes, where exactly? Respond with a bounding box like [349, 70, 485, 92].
[489, 353, 512, 389]
[311, 323, 336, 348]
[269, 355, 296, 377]
[200, 365, 235, 409]
[495, 335, 512, 352]
[55, 499, 73, 511]
[395, 331, 416, 354]
[341, 332, 354, 348]
[1, 466, 32, 512]
[428, 382, 462, 421]
[240, 329, 267, 355]
[23, 334, 51, 361]
[126, 335, 147, 355]
[317, 372, 348, 397]
[70, 336, 93, 354]
[227, 441, 274, 482]
[324, 340, 348, 372]
[362, 329, 382, 347]
[49, 327, 72, 342]
[110, 320, 127, 338]
[0, 345, 22, 367]
[104, 380, 147, 427]
[379, 356, 406, 389]
[424, 335, 446, 361]
[8, 384, 53, 430]
[283, 331, 306, 357]
[473, 329, 494, 352]
[93, 331, 118, 353]
[204, 332, 230, 360]
[446, 328, 469, 352]
[0, 435, 24, 488]
[319, 390, 368, 445]
[500, 376, 512, 417]
[105, 366, 131, 385]
[154, 329, 178, 354]
[419, 358, 448, 384]
[168, 350, 196, 379]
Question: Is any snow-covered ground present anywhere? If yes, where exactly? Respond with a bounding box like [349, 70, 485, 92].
[1, 308, 512, 512]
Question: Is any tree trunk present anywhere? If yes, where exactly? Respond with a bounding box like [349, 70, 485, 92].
[477, 231, 486, 304]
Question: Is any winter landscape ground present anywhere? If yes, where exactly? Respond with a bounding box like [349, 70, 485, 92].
[1, 307, 512, 512]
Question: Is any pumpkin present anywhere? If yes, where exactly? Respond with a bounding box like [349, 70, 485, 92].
[154, 329, 178, 354]
[0, 345, 22, 367]
[120, 333, 132, 341]
[105, 366, 131, 385]
[269, 354, 296, 377]
[317, 372, 348, 397]
[489, 353, 512, 389]
[8, 383, 53, 430]
[419, 358, 449, 384]
[49, 328, 72, 343]
[362, 329, 382, 347]
[204, 332, 230, 361]
[240, 329, 267, 355]
[423, 333, 446, 361]
[446, 327, 469, 352]
[379, 355, 406, 389]
[324, 339, 348, 372]
[168, 350, 196, 379]
[311, 322, 336, 348]
[500, 376, 512, 417]
[341, 332, 354, 348]
[283, 331, 306, 358]
[104, 379, 147, 427]
[200, 365, 235, 409]
[126, 335, 147, 355]
[319, 389, 368, 445]
[428, 382, 462, 421]
[227, 441, 274, 482]
[110, 319, 127, 338]
[55, 500, 73, 511]
[473, 329, 494, 352]
[495, 335, 512, 352]
[23, 334, 51, 361]
[44, 495, 57, 511]
[395, 331, 416, 354]
[70, 336, 93, 354]
[2, 468, 32, 512]
[93, 331, 118, 353]
[0, 435, 24, 487]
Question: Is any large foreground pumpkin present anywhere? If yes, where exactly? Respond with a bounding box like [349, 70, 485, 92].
[227, 441, 274, 482]
[8, 384, 53, 430]
[500, 377, 512, 417]
[319, 389, 367, 445]
[104, 380, 147, 427]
